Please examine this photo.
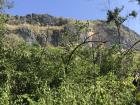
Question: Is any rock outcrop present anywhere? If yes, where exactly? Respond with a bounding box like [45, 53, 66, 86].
[5, 14, 140, 50]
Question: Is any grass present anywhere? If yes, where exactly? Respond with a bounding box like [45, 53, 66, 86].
[6, 23, 63, 33]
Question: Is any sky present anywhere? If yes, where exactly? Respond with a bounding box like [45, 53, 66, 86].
[5, 0, 140, 34]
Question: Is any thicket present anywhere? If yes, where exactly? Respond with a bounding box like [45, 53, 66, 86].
[0, 15, 140, 105]
[1, 0, 140, 104]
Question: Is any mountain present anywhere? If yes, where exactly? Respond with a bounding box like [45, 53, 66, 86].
[5, 13, 140, 50]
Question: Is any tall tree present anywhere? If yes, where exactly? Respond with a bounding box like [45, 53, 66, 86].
[107, 6, 137, 47]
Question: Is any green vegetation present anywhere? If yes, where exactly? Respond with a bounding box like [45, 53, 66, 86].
[0, 37, 138, 105]
[1, 0, 140, 105]
[0, 17, 139, 104]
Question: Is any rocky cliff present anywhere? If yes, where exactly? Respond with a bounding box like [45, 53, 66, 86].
[5, 13, 140, 50]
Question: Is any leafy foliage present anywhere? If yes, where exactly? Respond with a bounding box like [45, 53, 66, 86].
[0, 3, 139, 105]
[0, 36, 138, 104]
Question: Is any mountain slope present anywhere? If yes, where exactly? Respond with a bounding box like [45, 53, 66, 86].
[5, 14, 140, 50]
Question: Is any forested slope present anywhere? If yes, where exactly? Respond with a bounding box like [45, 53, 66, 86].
[0, 13, 140, 105]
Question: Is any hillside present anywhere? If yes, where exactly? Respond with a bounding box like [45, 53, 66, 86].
[5, 14, 140, 49]
[1, 14, 140, 105]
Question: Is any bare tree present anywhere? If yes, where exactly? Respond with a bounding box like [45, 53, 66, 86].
[0, 0, 14, 12]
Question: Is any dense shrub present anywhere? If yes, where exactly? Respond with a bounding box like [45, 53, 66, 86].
[0, 14, 139, 105]
[0, 39, 138, 105]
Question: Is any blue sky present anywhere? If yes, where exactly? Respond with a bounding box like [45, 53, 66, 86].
[5, 0, 140, 34]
